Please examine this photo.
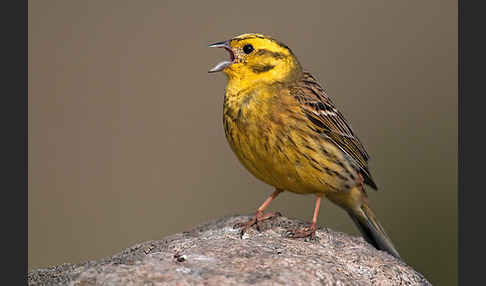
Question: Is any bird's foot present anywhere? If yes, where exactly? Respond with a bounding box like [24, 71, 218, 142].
[233, 211, 281, 237]
[286, 224, 317, 240]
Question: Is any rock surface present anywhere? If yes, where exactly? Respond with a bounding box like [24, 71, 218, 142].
[28, 215, 431, 285]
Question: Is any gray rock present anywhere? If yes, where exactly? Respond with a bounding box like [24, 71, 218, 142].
[28, 215, 431, 285]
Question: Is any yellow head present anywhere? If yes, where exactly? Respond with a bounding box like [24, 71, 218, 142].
[209, 33, 302, 84]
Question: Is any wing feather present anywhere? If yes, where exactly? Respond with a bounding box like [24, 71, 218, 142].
[292, 72, 378, 190]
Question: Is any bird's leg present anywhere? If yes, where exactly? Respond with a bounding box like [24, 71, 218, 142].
[234, 188, 283, 236]
[288, 195, 322, 239]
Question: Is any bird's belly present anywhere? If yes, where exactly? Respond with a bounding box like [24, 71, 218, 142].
[224, 115, 356, 195]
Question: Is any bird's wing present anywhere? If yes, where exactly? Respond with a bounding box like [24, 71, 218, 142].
[291, 72, 377, 190]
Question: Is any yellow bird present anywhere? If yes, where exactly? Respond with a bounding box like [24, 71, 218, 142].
[209, 33, 400, 259]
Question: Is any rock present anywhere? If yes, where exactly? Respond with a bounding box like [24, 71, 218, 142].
[28, 215, 431, 285]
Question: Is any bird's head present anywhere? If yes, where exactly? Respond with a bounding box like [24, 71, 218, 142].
[209, 33, 302, 84]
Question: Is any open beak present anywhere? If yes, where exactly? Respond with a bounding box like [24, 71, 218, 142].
[208, 40, 235, 73]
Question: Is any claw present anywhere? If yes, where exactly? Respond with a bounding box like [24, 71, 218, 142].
[286, 225, 317, 239]
[233, 211, 281, 237]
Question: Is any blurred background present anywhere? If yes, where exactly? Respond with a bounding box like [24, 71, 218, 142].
[29, 1, 457, 285]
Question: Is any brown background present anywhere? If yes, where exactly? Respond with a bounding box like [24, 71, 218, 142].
[29, 1, 457, 285]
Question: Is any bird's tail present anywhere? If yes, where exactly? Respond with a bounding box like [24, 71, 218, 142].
[347, 202, 401, 259]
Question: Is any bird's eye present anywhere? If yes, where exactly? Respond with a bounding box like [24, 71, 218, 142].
[243, 44, 254, 54]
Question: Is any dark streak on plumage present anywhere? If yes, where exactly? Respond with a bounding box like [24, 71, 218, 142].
[331, 169, 347, 181]
[322, 166, 333, 175]
[250, 64, 275, 73]
[254, 49, 286, 60]
[310, 157, 320, 166]
[282, 152, 290, 162]
[310, 163, 322, 172]
[306, 113, 326, 129]
[236, 108, 242, 121]
[287, 136, 298, 148]
[319, 146, 330, 155]
[304, 144, 315, 152]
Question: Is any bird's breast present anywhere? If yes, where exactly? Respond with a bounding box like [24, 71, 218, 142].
[222, 85, 358, 195]
[223, 87, 287, 187]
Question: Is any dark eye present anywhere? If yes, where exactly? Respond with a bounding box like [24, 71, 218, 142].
[243, 44, 254, 54]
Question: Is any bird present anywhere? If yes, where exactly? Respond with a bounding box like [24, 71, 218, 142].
[208, 33, 400, 259]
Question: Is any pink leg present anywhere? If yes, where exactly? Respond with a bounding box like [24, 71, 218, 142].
[234, 189, 283, 235]
[288, 195, 322, 239]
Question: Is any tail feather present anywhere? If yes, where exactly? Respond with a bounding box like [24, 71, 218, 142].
[348, 202, 401, 259]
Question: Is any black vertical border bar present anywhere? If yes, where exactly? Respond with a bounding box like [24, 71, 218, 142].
[2, 0, 28, 284]
[459, 0, 485, 284]
[25, 0, 28, 282]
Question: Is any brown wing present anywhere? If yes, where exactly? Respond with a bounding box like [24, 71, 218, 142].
[292, 72, 378, 190]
